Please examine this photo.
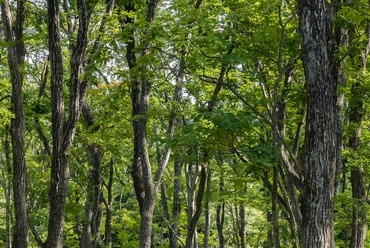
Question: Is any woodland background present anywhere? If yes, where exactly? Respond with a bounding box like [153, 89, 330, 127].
[0, 0, 370, 247]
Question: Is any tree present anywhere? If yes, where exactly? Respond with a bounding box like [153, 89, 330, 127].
[298, 0, 340, 247]
[0, 0, 28, 246]
[119, 0, 183, 246]
[3, 0, 370, 247]
[346, 13, 370, 248]
[44, 0, 96, 246]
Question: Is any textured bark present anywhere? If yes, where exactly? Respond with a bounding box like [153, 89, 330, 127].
[45, 1, 68, 246]
[216, 161, 225, 248]
[0, 1, 28, 247]
[184, 164, 206, 248]
[170, 160, 182, 248]
[104, 159, 114, 248]
[45, 0, 93, 247]
[80, 103, 103, 248]
[216, 203, 225, 248]
[185, 163, 198, 248]
[349, 168, 366, 248]
[238, 203, 246, 248]
[203, 170, 212, 248]
[298, 1, 338, 247]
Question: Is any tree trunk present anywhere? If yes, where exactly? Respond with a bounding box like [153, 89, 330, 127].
[238, 203, 246, 248]
[160, 182, 171, 243]
[348, 21, 370, 248]
[203, 169, 212, 248]
[170, 160, 182, 248]
[185, 163, 200, 248]
[1, 129, 13, 248]
[185, 163, 207, 248]
[0, 1, 28, 247]
[216, 203, 225, 248]
[216, 159, 225, 248]
[298, 1, 339, 247]
[265, 211, 273, 247]
[120, 1, 183, 246]
[80, 103, 104, 248]
[79, 1, 115, 245]
[81, 141, 103, 247]
[271, 167, 280, 248]
[104, 159, 114, 248]
[349, 168, 367, 248]
[45, 0, 93, 247]
[160, 159, 182, 248]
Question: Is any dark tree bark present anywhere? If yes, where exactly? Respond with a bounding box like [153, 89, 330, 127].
[45, 0, 94, 247]
[238, 202, 246, 248]
[0, 1, 28, 247]
[216, 159, 225, 248]
[216, 203, 225, 248]
[103, 159, 114, 248]
[349, 168, 366, 248]
[203, 169, 212, 248]
[170, 160, 182, 248]
[184, 163, 207, 248]
[81, 103, 103, 248]
[298, 1, 339, 247]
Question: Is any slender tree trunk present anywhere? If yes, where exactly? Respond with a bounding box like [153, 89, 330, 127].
[104, 159, 114, 248]
[2, 130, 13, 248]
[238, 203, 246, 248]
[349, 168, 366, 248]
[184, 162, 207, 248]
[203, 169, 212, 248]
[348, 22, 370, 248]
[278, 178, 298, 248]
[265, 211, 273, 247]
[1, 1, 28, 247]
[298, 1, 339, 247]
[348, 66, 368, 248]
[121, 0, 184, 245]
[79, 1, 115, 245]
[160, 159, 182, 248]
[81, 121, 103, 247]
[160, 182, 171, 240]
[271, 167, 280, 248]
[216, 159, 225, 248]
[80, 102, 104, 248]
[185, 163, 200, 248]
[170, 160, 182, 248]
[216, 203, 225, 248]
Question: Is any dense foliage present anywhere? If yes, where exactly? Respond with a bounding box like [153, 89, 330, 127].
[0, 0, 370, 247]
